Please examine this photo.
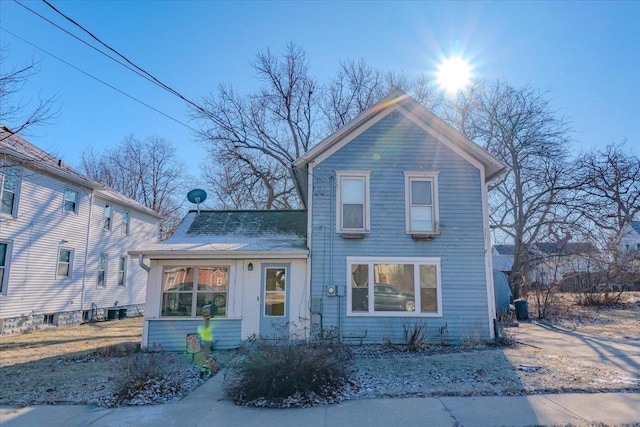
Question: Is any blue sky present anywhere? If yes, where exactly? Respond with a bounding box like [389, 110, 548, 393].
[1, 1, 638, 189]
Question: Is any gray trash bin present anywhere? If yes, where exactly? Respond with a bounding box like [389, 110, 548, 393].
[514, 299, 529, 321]
[107, 308, 119, 320]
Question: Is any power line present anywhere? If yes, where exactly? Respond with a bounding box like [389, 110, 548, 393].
[12, 0, 161, 90]
[0, 27, 199, 133]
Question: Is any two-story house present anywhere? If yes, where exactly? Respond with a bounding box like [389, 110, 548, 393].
[0, 126, 162, 334]
[621, 221, 640, 253]
[132, 91, 505, 350]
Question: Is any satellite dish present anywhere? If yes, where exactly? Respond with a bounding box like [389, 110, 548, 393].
[187, 189, 207, 213]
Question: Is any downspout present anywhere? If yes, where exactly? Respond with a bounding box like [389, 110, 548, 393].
[80, 190, 94, 312]
[138, 254, 150, 272]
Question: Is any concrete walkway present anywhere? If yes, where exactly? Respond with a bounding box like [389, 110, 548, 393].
[2, 374, 639, 427]
[516, 321, 640, 376]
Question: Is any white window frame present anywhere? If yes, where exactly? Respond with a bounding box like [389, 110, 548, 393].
[336, 171, 370, 233]
[404, 171, 440, 235]
[63, 188, 79, 213]
[121, 211, 130, 235]
[0, 168, 20, 217]
[103, 204, 112, 230]
[160, 266, 230, 318]
[0, 240, 12, 295]
[118, 256, 126, 287]
[346, 256, 442, 317]
[57, 248, 74, 278]
[97, 254, 107, 287]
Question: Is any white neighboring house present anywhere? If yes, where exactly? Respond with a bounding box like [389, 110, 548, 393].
[0, 126, 162, 334]
[620, 221, 640, 253]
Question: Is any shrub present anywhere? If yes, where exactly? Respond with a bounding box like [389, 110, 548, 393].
[225, 341, 353, 406]
[115, 352, 207, 406]
[403, 320, 427, 351]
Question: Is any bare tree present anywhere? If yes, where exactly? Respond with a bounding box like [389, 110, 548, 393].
[0, 46, 58, 138]
[570, 141, 640, 239]
[462, 82, 573, 299]
[81, 135, 188, 238]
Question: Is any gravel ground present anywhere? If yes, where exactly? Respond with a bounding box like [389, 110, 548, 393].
[1, 299, 638, 408]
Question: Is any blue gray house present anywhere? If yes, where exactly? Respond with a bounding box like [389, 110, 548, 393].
[133, 90, 505, 349]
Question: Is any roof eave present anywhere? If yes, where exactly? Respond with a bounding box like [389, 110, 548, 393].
[129, 249, 309, 259]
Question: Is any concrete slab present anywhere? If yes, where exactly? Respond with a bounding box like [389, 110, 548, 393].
[0, 405, 112, 427]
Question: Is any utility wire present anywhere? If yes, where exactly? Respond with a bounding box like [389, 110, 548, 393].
[0, 27, 199, 133]
[12, 0, 160, 90]
[39, 0, 219, 124]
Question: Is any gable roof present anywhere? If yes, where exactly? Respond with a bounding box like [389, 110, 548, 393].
[534, 242, 598, 256]
[493, 244, 516, 256]
[1, 126, 163, 219]
[630, 221, 640, 235]
[130, 210, 308, 258]
[292, 90, 506, 202]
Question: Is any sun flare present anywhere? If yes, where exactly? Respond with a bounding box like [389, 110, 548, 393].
[435, 56, 472, 94]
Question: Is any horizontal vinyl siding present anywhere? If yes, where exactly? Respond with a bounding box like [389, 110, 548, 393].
[310, 112, 491, 343]
[146, 319, 241, 350]
[0, 168, 92, 318]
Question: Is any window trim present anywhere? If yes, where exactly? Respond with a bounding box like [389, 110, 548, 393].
[63, 188, 79, 214]
[336, 171, 370, 234]
[404, 171, 440, 235]
[346, 256, 443, 317]
[57, 248, 74, 278]
[0, 167, 20, 217]
[0, 240, 12, 295]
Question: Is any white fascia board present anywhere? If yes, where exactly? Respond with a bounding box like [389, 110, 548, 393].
[128, 250, 309, 260]
[94, 190, 164, 219]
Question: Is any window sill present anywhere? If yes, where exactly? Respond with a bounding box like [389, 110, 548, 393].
[340, 232, 367, 239]
[409, 232, 440, 240]
[347, 311, 443, 318]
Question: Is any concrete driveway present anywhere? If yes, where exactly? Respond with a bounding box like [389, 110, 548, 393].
[516, 321, 640, 376]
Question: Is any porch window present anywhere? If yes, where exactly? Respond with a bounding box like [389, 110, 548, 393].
[336, 171, 370, 233]
[347, 257, 442, 317]
[161, 266, 229, 317]
[404, 171, 439, 234]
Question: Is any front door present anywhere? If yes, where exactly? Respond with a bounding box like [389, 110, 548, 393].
[259, 264, 290, 338]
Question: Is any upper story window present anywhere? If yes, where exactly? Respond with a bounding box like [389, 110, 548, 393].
[347, 257, 442, 317]
[103, 205, 112, 230]
[121, 211, 130, 235]
[0, 241, 12, 294]
[336, 171, 370, 233]
[64, 189, 79, 213]
[118, 256, 126, 287]
[0, 168, 19, 216]
[404, 172, 439, 235]
[57, 248, 73, 277]
[97, 254, 107, 287]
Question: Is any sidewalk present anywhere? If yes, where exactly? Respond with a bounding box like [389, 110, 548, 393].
[2, 374, 639, 427]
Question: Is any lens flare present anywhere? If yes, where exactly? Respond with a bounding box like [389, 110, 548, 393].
[435, 56, 472, 94]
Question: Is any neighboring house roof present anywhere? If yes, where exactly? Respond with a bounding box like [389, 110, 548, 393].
[535, 242, 598, 256]
[130, 210, 308, 258]
[0, 125, 163, 219]
[630, 221, 640, 235]
[492, 255, 514, 272]
[493, 245, 516, 256]
[291, 90, 507, 207]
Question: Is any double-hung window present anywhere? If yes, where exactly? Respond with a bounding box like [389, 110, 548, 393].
[161, 266, 229, 317]
[57, 249, 73, 277]
[0, 241, 11, 293]
[348, 257, 442, 317]
[404, 172, 439, 235]
[118, 257, 126, 287]
[122, 211, 130, 235]
[336, 171, 370, 233]
[97, 254, 107, 287]
[0, 168, 19, 216]
[103, 205, 112, 230]
[64, 189, 79, 213]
